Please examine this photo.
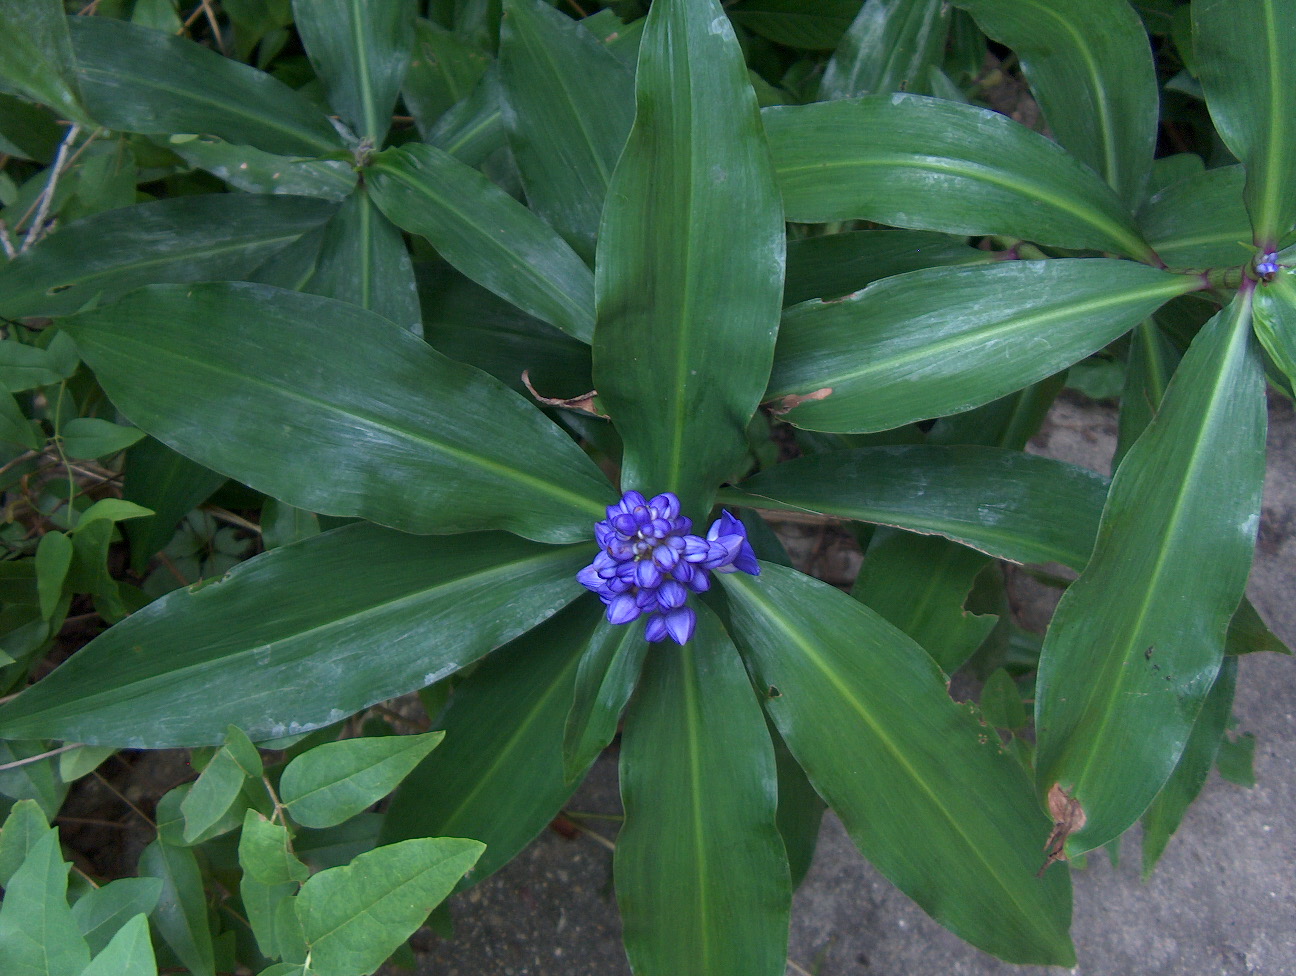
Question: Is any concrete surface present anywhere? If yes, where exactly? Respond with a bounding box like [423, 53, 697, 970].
[406, 393, 1296, 976]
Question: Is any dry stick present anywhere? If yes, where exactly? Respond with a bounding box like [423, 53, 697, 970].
[199, 0, 227, 54]
[0, 742, 82, 771]
[22, 124, 81, 253]
[57, 815, 132, 831]
[92, 769, 156, 828]
[786, 960, 814, 976]
[0, 219, 17, 260]
[564, 815, 616, 852]
[205, 505, 262, 534]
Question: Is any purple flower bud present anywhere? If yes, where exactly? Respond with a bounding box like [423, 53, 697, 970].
[649, 493, 680, 519]
[644, 615, 668, 642]
[606, 593, 641, 625]
[657, 580, 688, 609]
[634, 559, 662, 589]
[662, 607, 696, 644]
[704, 511, 760, 576]
[1257, 252, 1281, 277]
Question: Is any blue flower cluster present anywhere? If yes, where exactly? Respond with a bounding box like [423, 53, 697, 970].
[578, 491, 759, 644]
[1256, 251, 1281, 277]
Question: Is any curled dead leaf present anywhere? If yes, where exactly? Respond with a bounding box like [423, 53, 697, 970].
[766, 387, 832, 416]
[521, 370, 608, 418]
[1039, 783, 1087, 875]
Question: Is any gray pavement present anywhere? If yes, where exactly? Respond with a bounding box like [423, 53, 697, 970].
[408, 394, 1296, 976]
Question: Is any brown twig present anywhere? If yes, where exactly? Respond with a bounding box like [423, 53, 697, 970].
[92, 769, 156, 828]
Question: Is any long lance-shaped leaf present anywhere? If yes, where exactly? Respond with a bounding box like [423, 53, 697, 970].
[721, 564, 1075, 965]
[594, 0, 784, 519]
[292, 0, 417, 146]
[0, 524, 589, 746]
[764, 95, 1157, 262]
[369, 143, 596, 342]
[563, 613, 648, 783]
[67, 17, 342, 157]
[1137, 164, 1252, 270]
[768, 259, 1199, 432]
[1195, 0, 1296, 247]
[499, 0, 635, 264]
[1034, 289, 1266, 855]
[719, 445, 1108, 569]
[381, 598, 601, 885]
[302, 185, 422, 334]
[819, 0, 951, 100]
[953, 0, 1158, 208]
[617, 606, 791, 976]
[60, 283, 613, 543]
[0, 194, 335, 320]
[0, 0, 92, 127]
[1252, 268, 1296, 388]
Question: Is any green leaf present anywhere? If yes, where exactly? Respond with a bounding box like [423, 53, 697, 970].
[729, 0, 860, 49]
[721, 563, 1075, 965]
[980, 668, 1027, 730]
[73, 499, 154, 530]
[401, 18, 490, 134]
[260, 499, 320, 551]
[303, 185, 422, 334]
[0, 340, 64, 392]
[819, 0, 951, 100]
[121, 437, 226, 574]
[1216, 728, 1256, 786]
[768, 260, 1197, 432]
[594, 0, 784, 518]
[562, 615, 647, 782]
[0, 523, 590, 746]
[0, 194, 337, 320]
[0, 799, 51, 887]
[723, 445, 1108, 569]
[138, 839, 214, 976]
[853, 530, 997, 673]
[0, 391, 41, 450]
[1194, 0, 1296, 246]
[79, 914, 156, 976]
[292, 0, 417, 145]
[70, 877, 163, 955]
[238, 810, 310, 885]
[281, 731, 444, 829]
[1226, 596, 1291, 656]
[0, 740, 67, 819]
[1034, 290, 1266, 855]
[1116, 318, 1181, 467]
[0, 830, 91, 976]
[953, 0, 1158, 207]
[0, 92, 61, 163]
[0, 0, 90, 126]
[617, 605, 791, 976]
[59, 418, 144, 461]
[422, 64, 507, 164]
[783, 229, 985, 306]
[770, 721, 824, 890]
[1253, 269, 1296, 387]
[764, 95, 1157, 261]
[1137, 164, 1252, 270]
[166, 135, 356, 201]
[180, 726, 262, 843]
[369, 143, 596, 342]
[1141, 656, 1236, 877]
[241, 874, 297, 961]
[68, 17, 342, 157]
[60, 282, 612, 543]
[380, 599, 598, 884]
[35, 531, 73, 620]
[296, 837, 483, 976]
[499, 0, 635, 264]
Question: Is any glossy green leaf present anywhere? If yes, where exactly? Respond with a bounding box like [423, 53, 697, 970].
[562, 614, 648, 782]
[721, 445, 1108, 569]
[722, 564, 1074, 965]
[60, 282, 612, 543]
[1226, 596, 1291, 656]
[281, 731, 444, 829]
[167, 135, 356, 201]
[0, 741, 66, 819]
[768, 260, 1197, 432]
[1195, 0, 1296, 246]
[369, 143, 596, 342]
[122, 438, 226, 574]
[241, 874, 297, 961]
[239, 811, 310, 885]
[260, 500, 320, 550]
[0, 801, 51, 888]
[68, 17, 342, 157]
[381, 599, 599, 883]
[980, 668, 1027, 730]
[0, 340, 65, 392]
[138, 839, 214, 976]
[292, 0, 416, 145]
[0, 391, 41, 450]
[0, 523, 590, 746]
[79, 914, 156, 976]
[59, 418, 144, 461]
[617, 606, 791, 976]
[1137, 164, 1252, 270]
[770, 721, 824, 890]
[764, 95, 1157, 261]
[34, 531, 72, 620]
[401, 18, 491, 134]
[1216, 728, 1257, 786]
[303, 185, 422, 333]
[1116, 319, 1182, 467]
[0, 194, 336, 320]
[783, 229, 985, 306]
[71, 877, 163, 955]
[954, 0, 1158, 207]
[853, 529, 997, 673]
[500, 0, 635, 264]
[729, 0, 860, 49]
[423, 64, 507, 164]
[56, 745, 113, 784]
[296, 837, 483, 976]
[1035, 290, 1266, 854]
[1253, 268, 1296, 386]
[820, 0, 951, 99]
[0, 830, 90, 976]
[0, 92, 61, 163]
[1141, 656, 1236, 877]
[0, 0, 90, 126]
[180, 726, 262, 842]
[594, 0, 784, 518]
